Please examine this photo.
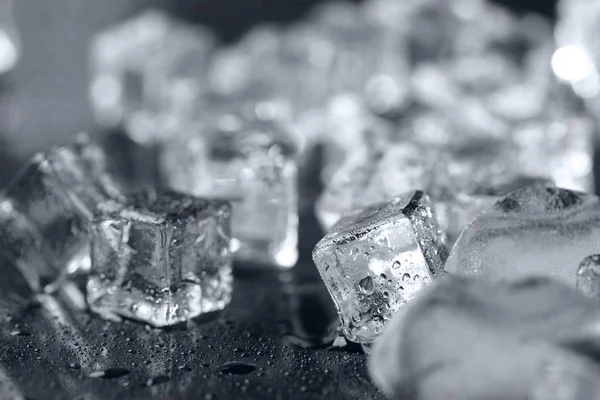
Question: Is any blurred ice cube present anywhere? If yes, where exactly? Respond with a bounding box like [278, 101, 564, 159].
[369, 277, 600, 400]
[0, 135, 125, 292]
[160, 111, 299, 268]
[89, 9, 216, 144]
[445, 185, 600, 287]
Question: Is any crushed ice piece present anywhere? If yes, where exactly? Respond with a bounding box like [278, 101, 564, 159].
[87, 188, 232, 327]
[445, 185, 600, 286]
[312, 191, 447, 344]
[0, 134, 124, 292]
[160, 111, 299, 268]
[369, 277, 600, 400]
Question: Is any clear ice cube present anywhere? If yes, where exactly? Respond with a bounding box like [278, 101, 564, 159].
[160, 113, 299, 268]
[445, 185, 600, 287]
[312, 191, 447, 344]
[0, 135, 125, 292]
[576, 254, 600, 300]
[89, 9, 215, 144]
[87, 188, 232, 327]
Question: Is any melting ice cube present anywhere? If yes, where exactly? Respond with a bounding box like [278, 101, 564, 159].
[312, 191, 447, 344]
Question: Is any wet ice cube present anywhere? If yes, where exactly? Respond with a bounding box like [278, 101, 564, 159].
[316, 141, 435, 232]
[160, 114, 299, 268]
[445, 185, 600, 286]
[87, 188, 232, 327]
[576, 254, 600, 300]
[0, 135, 124, 292]
[89, 9, 215, 144]
[312, 191, 447, 344]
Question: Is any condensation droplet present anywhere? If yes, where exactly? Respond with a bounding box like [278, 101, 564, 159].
[402, 273, 411, 282]
[358, 276, 374, 295]
[392, 260, 401, 269]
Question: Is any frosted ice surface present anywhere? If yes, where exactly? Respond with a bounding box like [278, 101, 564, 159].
[445, 185, 600, 286]
[87, 188, 233, 327]
[369, 277, 600, 400]
[312, 191, 447, 343]
[160, 113, 299, 268]
[0, 135, 124, 292]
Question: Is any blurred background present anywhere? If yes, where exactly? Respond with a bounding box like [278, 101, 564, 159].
[1, 0, 556, 165]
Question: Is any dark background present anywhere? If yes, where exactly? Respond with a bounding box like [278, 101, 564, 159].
[0, 1, 565, 399]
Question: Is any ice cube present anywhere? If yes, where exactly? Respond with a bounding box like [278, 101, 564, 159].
[434, 175, 554, 245]
[576, 254, 600, 300]
[445, 185, 600, 286]
[0, 135, 125, 292]
[512, 112, 594, 192]
[87, 188, 232, 326]
[369, 277, 600, 400]
[315, 141, 435, 231]
[89, 9, 215, 144]
[160, 112, 299, 268]
[312, 191, 447, 344]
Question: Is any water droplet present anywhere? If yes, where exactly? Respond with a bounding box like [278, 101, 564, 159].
[217, 362, 257, 375]
[392, 260, 401, 269]
[380, 273, 387, 281]
[358, 276, 374, 294]
[413, 274, 420, 282]
[402, 273, 411, 282]
[383, 291, 389, 298]
[89, 368, 131, 379]
[423, 276, 430, 284]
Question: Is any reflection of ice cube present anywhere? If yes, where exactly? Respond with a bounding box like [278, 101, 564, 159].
[87, 188, 233, 327]
[89, 9, 215, 144]
[312, 191, 447, 344]
[160, 114, 299, 268]
[445, 185, 600, 287]
[0, 135, 124, 292]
